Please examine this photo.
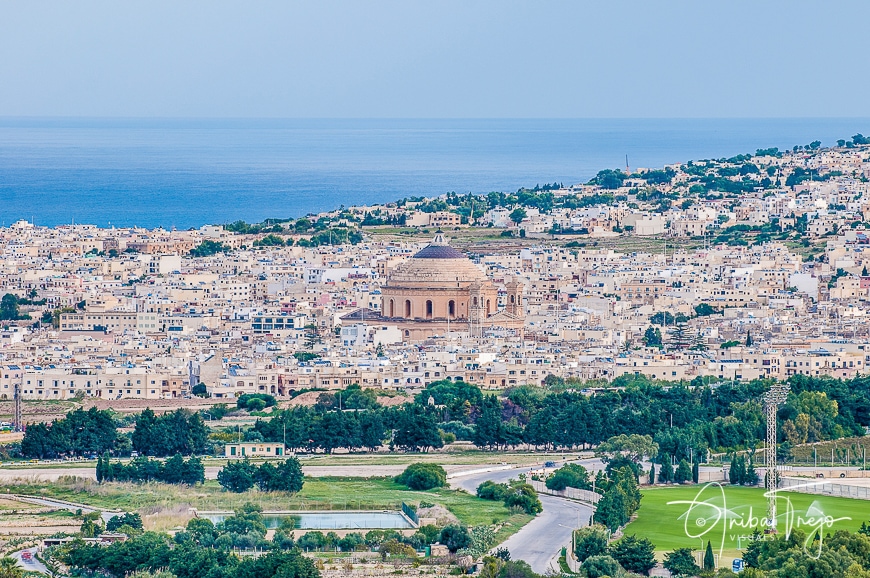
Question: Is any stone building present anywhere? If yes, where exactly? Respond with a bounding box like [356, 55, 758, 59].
[343, 235, 524, 341]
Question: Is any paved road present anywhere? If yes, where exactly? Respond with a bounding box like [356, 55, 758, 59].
[0, 463, 486, 482]
[451, 465, 594, 575]
[11, 548, 48, 575]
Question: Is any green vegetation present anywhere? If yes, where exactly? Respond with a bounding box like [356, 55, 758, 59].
[394, 463, 447, 490]
[21, 407, 117, 458]
[476, 479, 542, 515]
[217, 458, 304, 493]
[626, 485, 865, 554]
[545, 463, 591, 491]
[0, 293, 32, 321]
[132, 408, 209, 457]
[63, 528, 318, 578]
[189, 240, 230, 257]
[97, 453, 205, 485]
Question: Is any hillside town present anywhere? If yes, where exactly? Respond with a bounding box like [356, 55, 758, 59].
[3, 140, 870, 403]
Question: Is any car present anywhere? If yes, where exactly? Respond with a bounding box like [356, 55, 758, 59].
[544, 461, 556, 468]
[130, 451, 139, 458]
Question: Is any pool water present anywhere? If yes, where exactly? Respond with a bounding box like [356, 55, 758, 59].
[202, 511, 414, 530]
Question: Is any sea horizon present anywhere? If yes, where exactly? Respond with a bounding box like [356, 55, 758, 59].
[2, 117, 869, 229]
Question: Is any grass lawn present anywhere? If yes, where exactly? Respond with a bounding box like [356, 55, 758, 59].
[625, 484, 869, 562]
[0, 476, 515, 528]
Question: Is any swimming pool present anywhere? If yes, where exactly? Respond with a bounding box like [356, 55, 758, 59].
[201, 511, 414, 530]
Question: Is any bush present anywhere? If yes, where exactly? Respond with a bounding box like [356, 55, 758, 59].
[236, 393, 277, 410]
[503, 483, 542, 515]
[395, 463, 447, 490]
[574, 525, 609, 562]
[476, 480, 510, 501]
[439, 525, 471, 553]
[608, 534, 656, 574]
[582, 554, 622, 578]
[378, 539, 417, 559]
[545, 463, 591, 491]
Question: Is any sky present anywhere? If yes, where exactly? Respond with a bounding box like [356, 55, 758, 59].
[1, 0, 868, 118]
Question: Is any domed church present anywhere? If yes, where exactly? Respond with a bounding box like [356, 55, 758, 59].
[342, 235, 524, 341]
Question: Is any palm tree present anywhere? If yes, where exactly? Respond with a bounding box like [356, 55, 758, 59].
[0, 557, 23, 578]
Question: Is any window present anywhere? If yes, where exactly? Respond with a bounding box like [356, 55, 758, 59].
[405, 300, 411, 317]
[448, 300, 455, 318]
[425, 300, 433, 318]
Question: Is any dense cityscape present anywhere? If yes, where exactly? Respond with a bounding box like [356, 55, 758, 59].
[0, 140, 869, 577]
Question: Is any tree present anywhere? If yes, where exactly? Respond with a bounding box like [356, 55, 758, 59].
[745, 330, 753, 347]
[509, 208, 527, 226]
[663, 548, 700, 577]
[191, 383, 208, 397]
[474, 395, 506, 449]
[658, 454, 673, 483]
[597, 433, 659, 464]
[477, 481, 510, 501]
[255, 458, 305, 493]
[668, 321, 693, 350]
[608, 534, 657, 575]
[704, 540, 715, 571]
[546, 463, 591, 491]
[573, 525, 609, 562]
[643, 326, 663, 348]
[0, 294, 27, 321]
[439, 525, 471, 553]
[692, 459, 700, 484]
[395, 463, 447, 490]
[391, 405, 443, 452]
[503, 483, 542, 515]
[217, 459, 257, 493]
[674, 459, 693, 484]
[106, 512, 143, 532]
[581, 555, 621, 578]
[0, 557, 23, 578]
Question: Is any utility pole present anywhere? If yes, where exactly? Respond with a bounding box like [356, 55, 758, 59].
[763, 383, 790, 533]
[13, 384, 22, 432]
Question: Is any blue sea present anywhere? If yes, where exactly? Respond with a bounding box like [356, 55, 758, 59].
[1, 118, 868, 229]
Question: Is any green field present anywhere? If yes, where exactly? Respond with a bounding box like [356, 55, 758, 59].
[0, 476, 517, 528]
[624, 485, 869, 561]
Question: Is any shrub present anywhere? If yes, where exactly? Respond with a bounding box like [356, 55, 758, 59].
[582, 554, 622, 578]
[476, 480, 510, 501]
[379, 539, 417, 559]
[574, 525, 609, 562]
[545, 463, 591, 491]
[439, 525, 471, 553]
[395, 463, 447, 490]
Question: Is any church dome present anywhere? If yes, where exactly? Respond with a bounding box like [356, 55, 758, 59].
[387, 235, 487, 286]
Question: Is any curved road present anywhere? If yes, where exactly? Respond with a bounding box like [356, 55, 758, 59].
[11, 548, 48, 575]
[451, 465, 594, 575]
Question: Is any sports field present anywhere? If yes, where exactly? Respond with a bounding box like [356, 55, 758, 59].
[624, 484, 869, 560]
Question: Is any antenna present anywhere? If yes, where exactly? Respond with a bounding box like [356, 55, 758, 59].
[625, 155, 630, 173]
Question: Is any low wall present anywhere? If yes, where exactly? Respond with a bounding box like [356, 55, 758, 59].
[779, 477, 870, 500]
[529, 480, 601, 505]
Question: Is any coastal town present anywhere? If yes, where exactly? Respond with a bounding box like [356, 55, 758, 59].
[3, 139, 870, 403]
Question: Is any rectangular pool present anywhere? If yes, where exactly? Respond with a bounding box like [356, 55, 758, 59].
[201, 511, 414, 530]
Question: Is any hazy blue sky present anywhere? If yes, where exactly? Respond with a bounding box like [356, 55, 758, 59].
[1, 1, 867, 118]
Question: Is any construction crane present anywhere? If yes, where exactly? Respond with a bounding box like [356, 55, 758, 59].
[763, 383, 790, 532]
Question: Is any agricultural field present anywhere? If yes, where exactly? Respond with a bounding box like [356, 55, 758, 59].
[624, 484, 870, 562]
[0, 476, 527, 532]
